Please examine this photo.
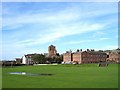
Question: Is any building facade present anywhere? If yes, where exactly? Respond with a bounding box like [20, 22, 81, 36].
[63, 51, 72, 64]
[63, 50, 107, 64]
[72, 52, 82, 64]
[22, 54, 39, 64]
[107, 49, 120, 63]
[81, 51, 107, 63]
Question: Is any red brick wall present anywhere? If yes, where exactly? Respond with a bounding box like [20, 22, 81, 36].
[73, 52, 82, 63]
[63, 51, 107, 64]
[63, 53, 72, 63]
[82, 52, 107, 63]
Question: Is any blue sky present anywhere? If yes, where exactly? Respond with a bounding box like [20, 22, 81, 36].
[2, 2, 118, 60]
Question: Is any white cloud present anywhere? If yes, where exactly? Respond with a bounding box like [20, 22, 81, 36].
[16, 22, 105, 46]
[92, 31, 106, 38]
[2, 6, 81, 30]
[62, 37, 110, 45]
[99, 38, 109, 40]
[2, 2, 117, 30]
[63, 40, 96, 45]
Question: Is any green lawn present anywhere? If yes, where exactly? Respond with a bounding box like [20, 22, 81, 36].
[2, 64, 118, 88]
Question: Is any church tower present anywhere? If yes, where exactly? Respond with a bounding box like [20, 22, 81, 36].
[48, 45, 57, 57]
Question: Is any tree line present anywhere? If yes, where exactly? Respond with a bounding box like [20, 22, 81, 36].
[32, 54, 63, 64]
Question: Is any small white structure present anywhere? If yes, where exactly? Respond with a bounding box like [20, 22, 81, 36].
[22, 54, 35, 65]
[22, 55, 27, 64]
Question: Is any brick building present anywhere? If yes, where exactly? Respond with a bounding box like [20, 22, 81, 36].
[107, 48, 120, 63]
[72, 51, 82, 64]
[63, 49, 107, 64]
[63, 51, 72, 64]
[81, 51, 107, 63]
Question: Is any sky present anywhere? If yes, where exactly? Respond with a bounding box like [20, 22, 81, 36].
[1, 2, 118, 60]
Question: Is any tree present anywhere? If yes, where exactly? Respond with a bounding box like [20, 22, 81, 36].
[32, 54, 45, 64]
[77, 49, 80, 52]
[44, 57, 52, 64]
[55, 55, 63, 64]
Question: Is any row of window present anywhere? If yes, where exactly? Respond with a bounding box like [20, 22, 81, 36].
[64, 55, 106, 57]
[82, 54, 106, 57]
[72, 58, 106, 61]
[64, 57, 106, 60]
[82, 59, 106, 61]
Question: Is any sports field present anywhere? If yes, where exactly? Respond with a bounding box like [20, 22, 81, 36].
[2, 64, 118, 88]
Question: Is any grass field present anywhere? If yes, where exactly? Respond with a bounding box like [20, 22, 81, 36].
[2, 64, 118, 88]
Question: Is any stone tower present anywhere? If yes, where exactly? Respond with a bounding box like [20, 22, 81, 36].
[48, 45, 57, 57]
